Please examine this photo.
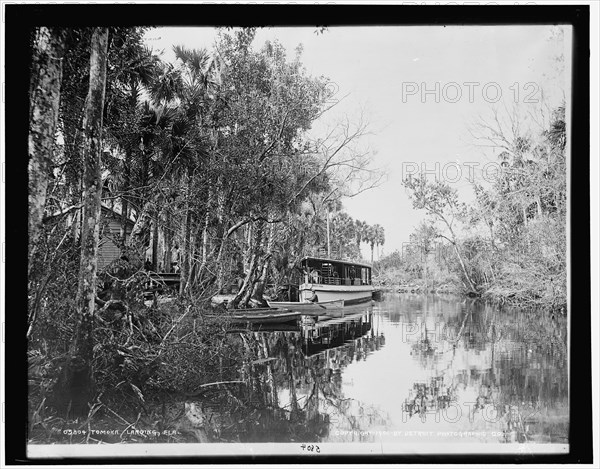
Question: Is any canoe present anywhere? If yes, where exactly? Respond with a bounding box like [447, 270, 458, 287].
[227, 322, 301, 332]
[267, 299, 345, 313]
[228, 311, 302, 324]
[228, 307, 285, 314]
[209, 308, 302, 325]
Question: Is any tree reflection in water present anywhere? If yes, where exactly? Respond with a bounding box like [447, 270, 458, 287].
[403, 376, 459, 421]
[400, 296, 568, 444]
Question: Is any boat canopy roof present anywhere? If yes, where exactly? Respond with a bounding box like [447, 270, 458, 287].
[299, 256, 372, 270]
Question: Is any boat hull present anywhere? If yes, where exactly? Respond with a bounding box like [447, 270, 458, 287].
[267, 299, 344, 311]
[299, 283, 373, 305]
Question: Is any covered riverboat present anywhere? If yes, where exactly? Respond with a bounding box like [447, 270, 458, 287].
[298, 256, 374, 305]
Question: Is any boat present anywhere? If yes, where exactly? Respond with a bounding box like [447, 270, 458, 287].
[298, 256, 374, 305]
[227, 322, 301, 332]
[219, 308, 302, 325]
[228, 311, 302, 324]
[266, 299, 345, 312]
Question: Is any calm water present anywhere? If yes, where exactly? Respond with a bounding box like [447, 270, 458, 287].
[180, 293, 569, 448]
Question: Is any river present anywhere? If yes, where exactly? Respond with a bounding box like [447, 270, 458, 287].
[177, 293, 569, 450]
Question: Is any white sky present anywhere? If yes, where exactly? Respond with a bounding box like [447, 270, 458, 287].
[144, 25, 570, 257]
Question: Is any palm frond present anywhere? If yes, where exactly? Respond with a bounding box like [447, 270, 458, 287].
[173, 45, 210, 79]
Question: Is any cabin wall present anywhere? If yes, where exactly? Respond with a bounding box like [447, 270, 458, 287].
[97, 207, 136, 270]
[98, 217, 123, 270]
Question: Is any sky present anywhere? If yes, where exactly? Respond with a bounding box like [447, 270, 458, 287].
[144, 25, 570, 258]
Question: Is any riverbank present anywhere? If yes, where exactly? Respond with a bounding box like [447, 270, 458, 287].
[379, 283, 460, 295]
[27, 298, 251, 443]
[375, 279, 566, 314]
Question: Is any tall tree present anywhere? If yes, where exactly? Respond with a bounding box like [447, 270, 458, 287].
[59, 28, 109, 415]
[354, 220, 365, 256]
[331, 211, 357, 259]
[28, 27, 67, 265]
[403, 175, 477, 294]
[102, 30, 159, 244]
[363, 224, 376, 264]
[373, 223, 385, 260]
[409, 221, 437, 289]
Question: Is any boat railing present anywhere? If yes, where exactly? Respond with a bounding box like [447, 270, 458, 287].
[304, 274, 370, 286]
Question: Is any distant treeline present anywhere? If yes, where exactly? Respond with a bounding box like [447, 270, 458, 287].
[375, 103, 567, 311]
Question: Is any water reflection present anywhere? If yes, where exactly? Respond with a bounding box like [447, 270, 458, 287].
[182, 294, 567, 447]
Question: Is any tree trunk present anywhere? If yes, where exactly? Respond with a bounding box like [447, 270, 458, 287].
[152, 215, 159, 271]
[57, 28, 108, 416]
[120, 157, 130, 243]
[439, 216, 478, 294]
[215, 231, 228, 292]
[127, 200, 154, 254]
[200, 186, 214, 273]
[71, 203, 81, 242]
[28, 27, 66, 265]
[179, 210, 191, 296]
[535, 195, 543, 218]
[179, 174, 193, 296]
[228, 252, 258, 310]
[423, 251, 428, 291]
[244, 223, 253, 267]
[228, 223, 263, 309]
[163, 210, 172, 273]
[201, 211, 210, 266]
[194, 208, 211, 288]
[326, 209, 331, 257]
[252, 220, 275, 302]
[452, 243, 477, 294]
[120, 197, 129, 243]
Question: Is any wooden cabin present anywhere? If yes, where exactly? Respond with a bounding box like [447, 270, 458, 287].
[46, 203, 178, 275]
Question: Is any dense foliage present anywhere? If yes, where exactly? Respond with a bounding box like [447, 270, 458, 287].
[27, 26, 384, 426]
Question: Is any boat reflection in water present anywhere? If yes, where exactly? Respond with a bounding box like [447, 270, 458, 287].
[226, 305, 380, 357]
[299, 310, 377, 356]
[175, 304, 384, 443]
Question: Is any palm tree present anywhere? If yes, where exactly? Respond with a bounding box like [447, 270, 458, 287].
[162, 45, 221, 295]
[332, 212, 356, 258]
[364, 224, 376, 263]
[101, 39, 161, 243]
[354, 220, 365, 255]
[373, 224, 385, 260]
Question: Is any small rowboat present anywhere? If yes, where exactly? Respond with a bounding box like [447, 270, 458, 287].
[266, 299, 345, 313]
[229, 312, 301, 324]
[219, 308, 302, 325]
